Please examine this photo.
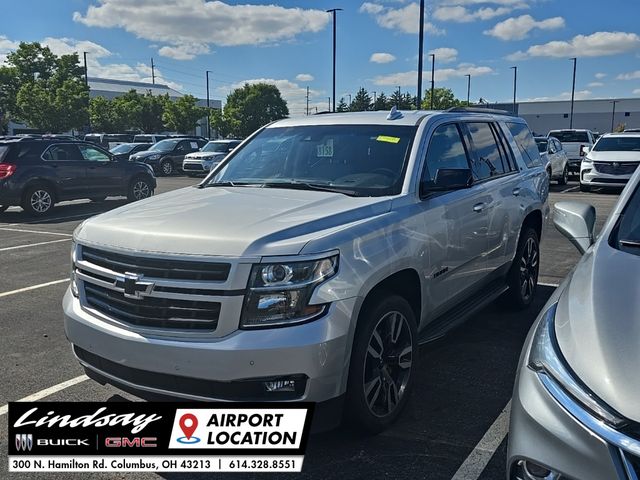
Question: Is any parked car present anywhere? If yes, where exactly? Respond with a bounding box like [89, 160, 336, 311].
[182, 139, 242, 176]
[109, 142, 152, 161]
[0, 139, 156, 215]
[129, 137, 207, 176]
[547, 129, 597, 175]
[508, 167, 640, 480]
[580, 132, 640, 192]
[132, 134, 169, 144]
[64, 108, 548, 432]
[84, 133, 133, 150]
[535, 136, 569, 185]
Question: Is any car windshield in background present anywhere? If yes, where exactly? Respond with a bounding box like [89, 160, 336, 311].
[593, 136, 640, 152]
[110, 143, 134, 154]
[148, 139, 179, 151]
[535, 139, 548, 153]
[549, 131, 589, 143]
[612, 183, 640, 256]
[202, 142, 230, 153]
[207, 125, 417, 197]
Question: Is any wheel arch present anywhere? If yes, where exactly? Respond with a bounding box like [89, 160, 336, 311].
[21, 178, 59, 204]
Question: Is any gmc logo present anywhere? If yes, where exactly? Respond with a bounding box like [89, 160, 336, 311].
[105, 437, 157, 447]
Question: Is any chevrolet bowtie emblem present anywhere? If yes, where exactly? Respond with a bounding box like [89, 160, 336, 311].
[122, 272, 155, 299]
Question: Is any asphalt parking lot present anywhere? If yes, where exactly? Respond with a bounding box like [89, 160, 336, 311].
[0, 176, 623, 480]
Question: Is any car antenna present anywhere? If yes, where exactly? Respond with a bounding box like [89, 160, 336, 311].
[387, 106, 404, 121]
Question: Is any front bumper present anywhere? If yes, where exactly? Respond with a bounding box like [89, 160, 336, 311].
[580, 166, 632, 188]
[508, 350, 640, 479]
[63, 287, 356, 404]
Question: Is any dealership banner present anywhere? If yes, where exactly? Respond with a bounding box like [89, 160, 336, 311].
[8, 402, 313, 472]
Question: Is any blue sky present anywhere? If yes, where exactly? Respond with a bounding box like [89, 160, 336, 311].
[1, 0, 639, 115]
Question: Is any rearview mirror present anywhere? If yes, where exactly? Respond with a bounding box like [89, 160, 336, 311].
[422, 168, 473, 194]
[553, 201, 596, 254]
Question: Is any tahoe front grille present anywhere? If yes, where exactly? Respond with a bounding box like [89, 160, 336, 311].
[593, 162, 639, 175]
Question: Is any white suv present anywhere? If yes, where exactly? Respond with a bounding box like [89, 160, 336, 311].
[580, 132, 640, 192]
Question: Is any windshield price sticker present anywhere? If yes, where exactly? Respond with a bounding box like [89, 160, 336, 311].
[376, 135, 401, 144]
[316, 139, 334, 157]
[190, 142, 199, 149]
[8, 402, 313, 473]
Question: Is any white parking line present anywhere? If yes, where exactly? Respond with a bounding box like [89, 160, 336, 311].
[561, 186, 579, 193]
[0, 278, 69, 298]
[0, 227, 72, 237]
[450, 400, 511, 480]
[0, 375, 89, 416]
[0, 238, 71, 252]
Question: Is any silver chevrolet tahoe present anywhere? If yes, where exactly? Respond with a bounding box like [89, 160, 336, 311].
[64, 107, 549, 432]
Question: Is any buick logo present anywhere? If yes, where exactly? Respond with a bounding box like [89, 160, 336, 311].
[613, 162, 620, 168]
[121, 272, 155, 299]
[15, 434, 33, 452]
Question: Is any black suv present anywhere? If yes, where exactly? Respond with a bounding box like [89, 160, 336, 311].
[129, 137, 208, 176]
[0, 139, 156, 215]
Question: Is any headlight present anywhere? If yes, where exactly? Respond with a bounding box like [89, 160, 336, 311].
[528, 303, 626, 427]
[148, 154, 161, 160]
[581, 157, 593, 164]
[241, 255, 338, 328]
[70, 241, 79, 298]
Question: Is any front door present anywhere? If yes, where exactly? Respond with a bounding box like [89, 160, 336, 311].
[80, 144, 125, 194]
[41, 143, 88, 198]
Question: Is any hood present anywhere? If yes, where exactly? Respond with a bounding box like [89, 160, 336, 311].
[587, 151, 640, 162]
[186, 152, 225, 160]
[132, 150, 170, 159]
[555, 239, 640, 422]
[75, 186, 391, 257]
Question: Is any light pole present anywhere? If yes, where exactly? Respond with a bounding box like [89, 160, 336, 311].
[429, 53, 435, 110]
[511, 66, 517, 115]
[465, 74, 471, 106]
[347, 93, 351, 108]
[326, 8, 342, 112]
[397, 86, 401, 107]
[611, 100, 620, 132]
[205, 70, 212, 139]
[83, 52, 90, 132]
[417, 0, 425, 109]
[569, 57, 577, 128]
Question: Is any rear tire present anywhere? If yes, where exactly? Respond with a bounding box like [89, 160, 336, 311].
[22, 185, 55, 216]
[579, 183, 591, 192]
[346, 294, 417, 434]
[127, 177, 153, 202]
[160, 159, 173, 176]
[558, 165, 568, 186]
[505, 228, 539, 310]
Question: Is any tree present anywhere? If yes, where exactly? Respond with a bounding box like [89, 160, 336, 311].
[140, 93, 168, 133]
[163, 95, 205, 133]
[0, 42, 89, 132]
[336, 97, 349, 112]
[210, 108, 235, 139]
[350, 87, 372, 112]
[218, 83, 288, 138]
[421, 87, 462, 110]
[373, 92, 389, 111]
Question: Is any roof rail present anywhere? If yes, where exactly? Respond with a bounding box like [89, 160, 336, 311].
[446, 106, 513, 116]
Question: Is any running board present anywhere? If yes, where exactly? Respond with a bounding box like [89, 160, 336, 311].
[418, 281, 509, 345]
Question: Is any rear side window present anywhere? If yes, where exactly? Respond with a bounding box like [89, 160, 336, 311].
[507, 122, 541, 168]
[42, 144, 82, 161]
[421, 124, 470, 184]
[466, 122, 509, 180]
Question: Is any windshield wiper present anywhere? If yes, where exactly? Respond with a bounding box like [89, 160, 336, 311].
[260, 181, 359, 197]
[620, 239, 640, 248]
[198, 181, 262, 189]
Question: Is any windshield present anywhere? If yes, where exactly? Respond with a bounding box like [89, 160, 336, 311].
[535, 139, 548, 153]
[612, 183, 640, 255]
[549, 131, 589, 143]
[149, 139, 179, 152]
[110, 143, 134, 154]
[202, 142, 230, 153]
[134, 135, 152, 142]
[593, 136, 640, 152]
[206, 125, 417, 197]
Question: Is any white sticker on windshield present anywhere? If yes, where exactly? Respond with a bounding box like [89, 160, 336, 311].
[316, 139, 334, 157]
[190, 142, 198, 149]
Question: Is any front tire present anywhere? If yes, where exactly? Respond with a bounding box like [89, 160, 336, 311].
[22, 185, 55, 216]
[558, 165, 568, 185]
[127, 177, 153, 202]
[160, 159, 173, 176]
[505, 228, 539, 309]
[346, 294, 417, 434]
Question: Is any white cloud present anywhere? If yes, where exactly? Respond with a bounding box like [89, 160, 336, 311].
[0, 35, 21, 64]
[524, 90, 593, 102]
[595, 72, 607, 79]
[508, 31, 640, 59]
[633, 89, 640, 95]
[434, 5, 515, 23]
[41, 36, 112, 59]
[439, 0, 529, 5]
[373, 63, 494, 86]
[158, 43, 210, 60]
[74, 0, 330, 60]
[484, 15, 564, 41]
[370, 52, 397, 63]
[226, 78, 323, 116]
[295, 73, 314, 82]
[427, 47, 458, 63]
[587, 82, 604, 88]
[617, 70, 640, 80]
[360, 2, 444, 35]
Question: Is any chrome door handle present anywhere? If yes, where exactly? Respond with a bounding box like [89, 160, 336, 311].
[473, 202, 485, 213]
[512, 188, 521, 196]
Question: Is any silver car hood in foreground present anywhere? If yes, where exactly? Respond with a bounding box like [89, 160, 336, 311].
[75, 186, 391, 257]
[555, 240, 640, 422]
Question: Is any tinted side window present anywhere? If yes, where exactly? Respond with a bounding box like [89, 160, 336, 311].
[78, 145, 110, 162]
[507, 122, 541, 168]
[466, 123, 507, 180]
[42, 144, 82, 161]
[421, 124, 470, 183]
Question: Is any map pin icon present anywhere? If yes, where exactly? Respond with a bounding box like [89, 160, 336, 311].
[179, 413, 198, 439]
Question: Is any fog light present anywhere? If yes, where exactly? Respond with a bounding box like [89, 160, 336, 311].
[520, 460, 555, 480]
[264, 379, 296, 393]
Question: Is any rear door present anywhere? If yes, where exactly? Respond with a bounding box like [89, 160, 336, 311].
[41, 143, 88, 198]
[80, 144, 125, 194]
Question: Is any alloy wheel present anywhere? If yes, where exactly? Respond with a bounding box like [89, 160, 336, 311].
[133, 181, 151, 200]
[363, 311, 413, 418]
[30, 190, 52, 213]
[162, 161, 173, 175]
[519, 237, 539, 302]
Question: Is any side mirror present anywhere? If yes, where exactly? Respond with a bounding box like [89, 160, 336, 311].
[422, 168, 473, 194]
[553, 201, 596, 254]
[582, 145, 591, 155]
